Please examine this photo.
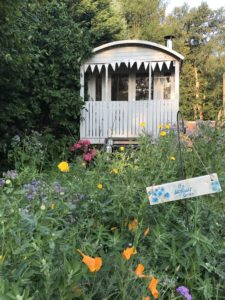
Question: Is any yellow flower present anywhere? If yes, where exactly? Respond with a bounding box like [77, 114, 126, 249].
[165, 123, 171, 129]
[111, 168, 119, 174]
[170, 156, 176, 161]
[0, 255, 3, 261]
[128, 219, 138, 231]
[140, 122, 146, 128]
[5, 179, 11, 185]
[57, 161, 70, 172]
[122, 246, 137, 260]
[97, 183, 103, 190]
[159, 131, 166, 137]
[120, 146, 125, 152]
[158, 124, 163, 129]
[144, 227, 150, 236]
[77, 249, 102, 272]
[51, 203, 56, 209]
[110, 226, 118, 231]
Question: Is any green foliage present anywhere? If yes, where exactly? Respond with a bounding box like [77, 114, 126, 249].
[0, 127, 225, 299]
[165, 3, 225, 120]
[118, 0, 166, 42]
[23, 2, 90, 132]
[67, 0, 127, 44]
[0, 0, 126, 169]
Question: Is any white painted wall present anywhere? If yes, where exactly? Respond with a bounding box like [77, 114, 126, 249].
[80, 40, 183, 143]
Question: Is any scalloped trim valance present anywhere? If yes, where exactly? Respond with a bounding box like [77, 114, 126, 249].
[84, 60, 174, 73]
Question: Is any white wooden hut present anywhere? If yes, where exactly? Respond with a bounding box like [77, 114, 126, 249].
[80, 39, 184, 144]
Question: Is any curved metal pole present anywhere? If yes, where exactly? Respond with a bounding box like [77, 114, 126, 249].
[177, 111, 189, 229]
[177, 111, 186, 178]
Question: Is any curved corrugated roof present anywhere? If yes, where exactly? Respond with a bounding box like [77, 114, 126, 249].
[93, 40, 184, 61]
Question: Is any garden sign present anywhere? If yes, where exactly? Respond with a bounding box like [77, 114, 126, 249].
[146, 173, 222, 205]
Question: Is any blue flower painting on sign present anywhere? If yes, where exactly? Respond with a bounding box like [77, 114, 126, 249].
[147, 173, 222, 205]
[210, 180, 221, 192]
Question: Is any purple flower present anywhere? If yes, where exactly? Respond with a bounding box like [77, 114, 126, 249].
[3, 170, 18, 180]
[23, 180, 42, 200]
[52, 182, 65, 194]
[0, 178, 5, 187]
[176, 286, 192, 300]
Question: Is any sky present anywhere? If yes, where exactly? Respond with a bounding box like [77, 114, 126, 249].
[166, 0, 225, 14]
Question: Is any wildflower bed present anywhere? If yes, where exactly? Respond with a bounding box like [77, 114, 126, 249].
[0, 125, 225, 299]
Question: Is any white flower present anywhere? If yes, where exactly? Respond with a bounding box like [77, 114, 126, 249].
[40, 204, 46, 210]
[5, 179, 11, 185]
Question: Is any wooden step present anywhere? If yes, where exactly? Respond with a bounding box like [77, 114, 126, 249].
[105, 137, 139, 145]
[113, 140, 139, 145]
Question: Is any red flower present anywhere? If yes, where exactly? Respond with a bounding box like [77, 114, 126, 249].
[83, 153, 92, 161]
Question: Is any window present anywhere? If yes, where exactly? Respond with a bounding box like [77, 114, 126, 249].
[163, 77, 171, 100]
[111, 74, 128, 101]
[136, 73, 149, 100]
[96, 74, 102, 101]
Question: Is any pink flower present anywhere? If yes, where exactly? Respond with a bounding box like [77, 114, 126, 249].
[69, 145, 76, 152]
[74, 143, 82, 149]
[83, 153, 92, 161]
[79, 140, 91, 146]
[90, 149, 97, 158]
[69, 143, 82, 151]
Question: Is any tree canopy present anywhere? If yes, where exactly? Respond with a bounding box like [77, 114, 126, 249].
[0, 0, 224, 165]
[165, 2, 225, 119]
[0, 0, 125, 165]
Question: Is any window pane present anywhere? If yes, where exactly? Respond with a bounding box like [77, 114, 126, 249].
[111, 74, 128, 101]
[163, 77, 171, 100]
[136, 73, 149, 100]
[96, 74, 102, 101]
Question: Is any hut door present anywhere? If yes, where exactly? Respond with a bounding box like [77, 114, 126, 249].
[153, 76, 173, 100]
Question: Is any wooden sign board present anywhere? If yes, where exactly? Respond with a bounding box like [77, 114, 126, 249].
[146, 173, 222, 205]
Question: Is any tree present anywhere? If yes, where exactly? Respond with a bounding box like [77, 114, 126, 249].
[0, 0, 126, 167]
[118, 0, 166, 42]
[65, 0, 127, 45]
[165, 3, 225, 120]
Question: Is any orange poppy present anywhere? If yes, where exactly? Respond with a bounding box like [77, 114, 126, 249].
[122, 246, 137, 260]
[148, 277, 159, 299]
[128, 219, 138, 231]
[142, 297, 151, 300]
[144, 227, 150, 236]
[77, 249, 102, 272]
[72, 286, 82, 297]
[135, 264, 149, 278]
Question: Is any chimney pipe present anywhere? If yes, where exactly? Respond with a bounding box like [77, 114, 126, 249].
[164, 35, 175, 49]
